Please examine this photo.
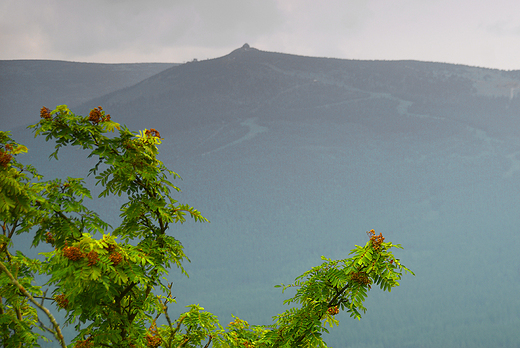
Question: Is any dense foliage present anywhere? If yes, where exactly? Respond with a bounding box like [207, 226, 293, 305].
[0, 106, 413, 347]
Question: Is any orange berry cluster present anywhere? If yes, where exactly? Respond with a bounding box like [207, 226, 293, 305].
[88, 106, 111, 125]
[351, 271, 371, 286]
[106, 243, 123, 264]
[104, 243, 116, 253]
[87, 250, 99, 266]
[54, 294, 69, 309]
[40, 106, 52, 120]
[146, 325, 161, 348]
[145, 128, 161, 138]
[370, 232, 385, 251]
[327, 306, 339, 315]
[73, 337, 93, 348]
[146, 320, 162, 348]
[63, 246, 85, 261]
[62, 242, 123, 266]
[0, 145, 13, 169]
[145, 334, 161, 348]
[0, 152, 12, 168]
[109, 252, 123, 266]
[44, 232, 55, 245]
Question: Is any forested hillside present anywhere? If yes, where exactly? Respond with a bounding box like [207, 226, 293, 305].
[3, 45, 520, 347]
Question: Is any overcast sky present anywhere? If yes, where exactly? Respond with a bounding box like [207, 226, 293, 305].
[2, 0, 520, 70]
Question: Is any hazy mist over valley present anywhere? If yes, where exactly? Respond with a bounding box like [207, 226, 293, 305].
[2, 45, 520, 347]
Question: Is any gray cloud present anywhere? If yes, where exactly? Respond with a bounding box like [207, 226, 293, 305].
[484, 21, 520, 37]
[1, 0, 283, 61]
[2, 0, 520, 69]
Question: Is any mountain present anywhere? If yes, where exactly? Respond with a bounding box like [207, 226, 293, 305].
[5, 45, 520, 348]
[0, 60, 176, 129]
[77, 44, 520, 138]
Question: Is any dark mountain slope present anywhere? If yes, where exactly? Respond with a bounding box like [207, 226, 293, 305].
[0, 60, 176, 129]
[78, 44, 520, 138]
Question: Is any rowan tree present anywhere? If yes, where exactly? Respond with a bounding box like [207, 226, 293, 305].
[0, 106, 413, 348]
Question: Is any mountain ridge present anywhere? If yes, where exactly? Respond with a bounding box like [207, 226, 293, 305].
[0, 60, 177, 130]
[70, 45, 520, 140]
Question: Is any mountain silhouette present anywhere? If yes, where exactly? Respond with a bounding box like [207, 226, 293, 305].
[75, 44, 520, 139]
[0, 60, 176, 130]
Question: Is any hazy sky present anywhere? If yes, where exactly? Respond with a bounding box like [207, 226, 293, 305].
[2, 0, 520, 70]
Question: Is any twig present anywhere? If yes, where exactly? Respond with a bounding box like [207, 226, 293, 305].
[0, 260, 67, 348]
[327, 282, 350, 308]
[33, 296, 55, 301]
[203, 335, 212, 348]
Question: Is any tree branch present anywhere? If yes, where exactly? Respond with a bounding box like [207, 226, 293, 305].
[202, 335, 212, 348]
[0, 260, 66, 348]
[327, 282, 350, 308]
[114, 281, 137, 313]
